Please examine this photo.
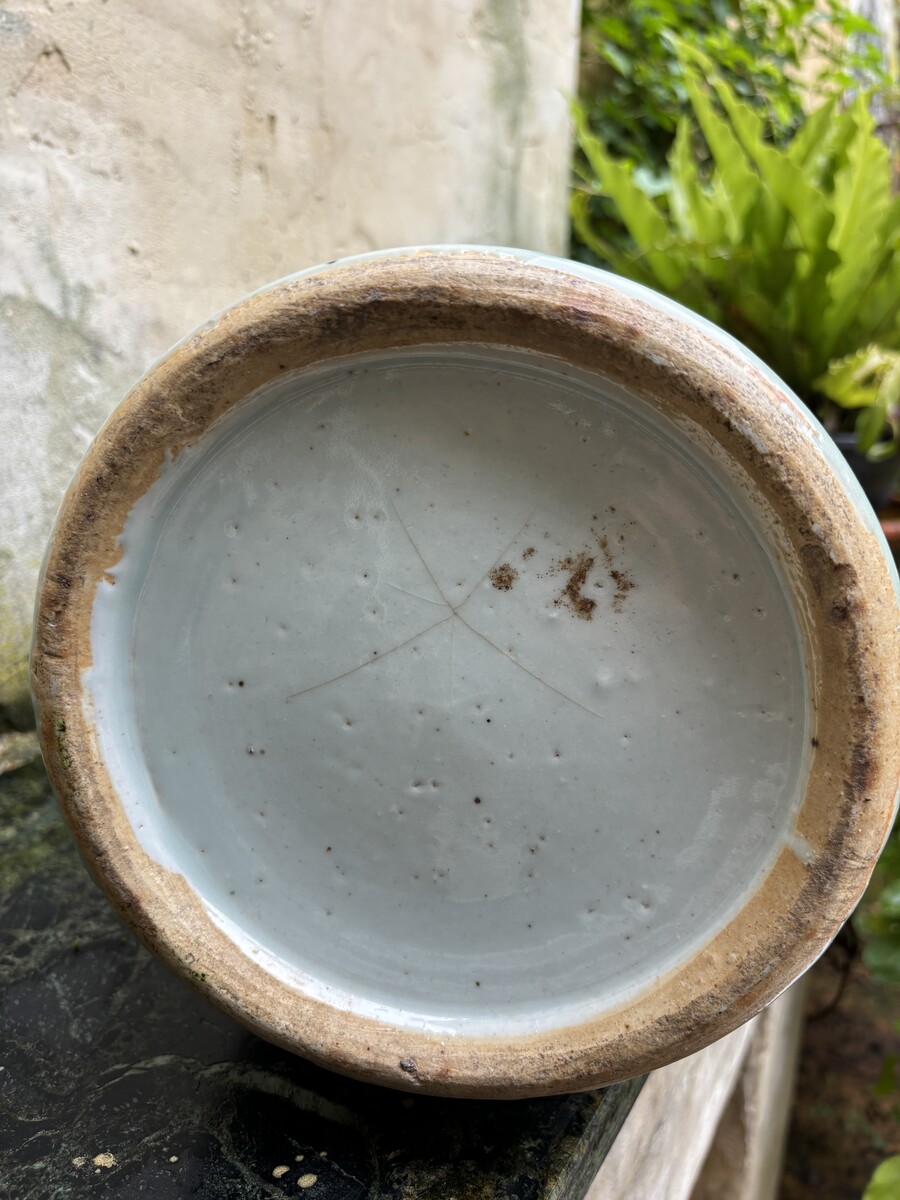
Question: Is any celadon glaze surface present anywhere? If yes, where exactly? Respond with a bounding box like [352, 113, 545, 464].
[87, 346, 807, 1033]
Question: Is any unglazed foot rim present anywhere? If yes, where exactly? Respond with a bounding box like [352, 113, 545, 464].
[32, 247, 900, 1098]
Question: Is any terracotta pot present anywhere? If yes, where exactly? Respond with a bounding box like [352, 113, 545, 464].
[31, 248, 900, 1098]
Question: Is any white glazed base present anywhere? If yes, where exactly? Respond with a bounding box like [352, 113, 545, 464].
[87, 345, 807, 1036]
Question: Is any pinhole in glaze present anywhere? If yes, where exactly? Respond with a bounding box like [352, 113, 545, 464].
[32, 248, 900, 1098]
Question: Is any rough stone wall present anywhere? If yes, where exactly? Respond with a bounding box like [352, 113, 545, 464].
[0, 0, 581, 727]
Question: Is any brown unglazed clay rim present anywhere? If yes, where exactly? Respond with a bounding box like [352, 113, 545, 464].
[32, 249, 900, 1098]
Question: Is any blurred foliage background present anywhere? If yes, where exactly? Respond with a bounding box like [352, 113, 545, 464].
[572, 0, 899, 470]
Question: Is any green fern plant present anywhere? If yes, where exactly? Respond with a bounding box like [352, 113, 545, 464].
[571, 47, 900, 455]
[576, 0, 889, 253]
[579, 0, 888, 170]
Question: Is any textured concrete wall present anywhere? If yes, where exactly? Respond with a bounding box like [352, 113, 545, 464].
[0, 0, 580, 727]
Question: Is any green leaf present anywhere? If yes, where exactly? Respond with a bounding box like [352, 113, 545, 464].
[837, 11, 880, 35]
[597, 15, 633, 47]
[571, 104, 684, 291]
[601, 43, 634, 77]
[571, 20, 898, 422]
[570, 190, 623, 269]
[569, 189, 659, 290]
[856, 404, 887, 453]
[814, 346, 888, 409]
[820, 98, 893, 355]
[786, 96, 837, 168]
[863, 1155, 900, 1200]
[679, 67, 760, 242]
[668, 118, 727, 243]
[868, 439, 899, 462]
[703, 68, 834, 263]
[816, 345, 900, 451]
[851, 256, 900, 355]
[632, 164, 671, 198]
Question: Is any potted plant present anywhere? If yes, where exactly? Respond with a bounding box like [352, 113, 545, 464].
[571, 44, 900, 512]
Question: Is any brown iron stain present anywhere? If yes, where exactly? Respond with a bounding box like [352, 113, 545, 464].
[488, 563, 518, 591]
[597, 531, 636, 612]
[550, 552, 597, 621]
[609, 569, 635, 612]
[522, 546, 536, 560]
